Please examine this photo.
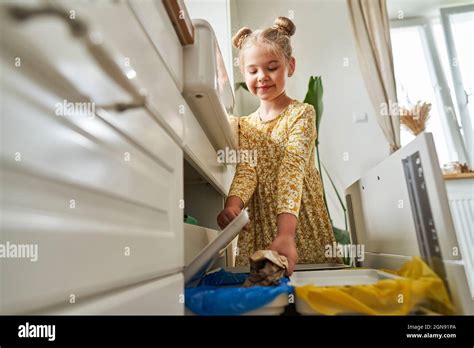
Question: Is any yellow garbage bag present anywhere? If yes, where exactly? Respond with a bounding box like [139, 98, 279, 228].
[294, 257, 456, 315]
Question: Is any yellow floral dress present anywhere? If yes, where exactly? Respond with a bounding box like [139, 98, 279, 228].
[228, 99, 338, 266]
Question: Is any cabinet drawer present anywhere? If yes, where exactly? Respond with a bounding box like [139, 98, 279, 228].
[0, 14, 183, 314]
[1, 1, 185, 143]
[129, 0, 184, 91]
[42, 273, 184, 315]
[64, 0, 186, 142]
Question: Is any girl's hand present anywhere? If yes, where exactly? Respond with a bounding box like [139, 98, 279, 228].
[269, 234, 298, 276]
[216, 206, 241, 230]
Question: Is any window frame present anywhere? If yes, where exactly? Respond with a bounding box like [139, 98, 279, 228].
[440, 4, 474, 167]
[390, 16, 469, 165]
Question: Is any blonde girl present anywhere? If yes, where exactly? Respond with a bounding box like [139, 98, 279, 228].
[217, 16, 337, 275]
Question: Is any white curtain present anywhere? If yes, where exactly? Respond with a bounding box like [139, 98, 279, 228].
[347, 0, 401, 153]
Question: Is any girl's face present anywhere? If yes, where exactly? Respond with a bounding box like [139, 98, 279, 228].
[242, 45, 295, 102]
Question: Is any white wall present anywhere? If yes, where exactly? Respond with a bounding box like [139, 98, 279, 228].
[231, 0, 390, 229]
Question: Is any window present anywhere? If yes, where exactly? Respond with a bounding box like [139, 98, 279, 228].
[390, 5, 473, 168]
[391, 25, 451, 166]
[440, 5, 474, 165]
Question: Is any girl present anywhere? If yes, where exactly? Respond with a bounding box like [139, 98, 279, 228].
[217, 16, 338, 275]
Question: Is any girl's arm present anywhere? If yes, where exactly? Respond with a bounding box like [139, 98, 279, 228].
[270, 212, 298, 275]
[225, 195, 244, 209]
[271, 104, 317, 274]
[217, 119, 257, 229]
[226, 120, 258, 210]
[276, 103, 317, 219]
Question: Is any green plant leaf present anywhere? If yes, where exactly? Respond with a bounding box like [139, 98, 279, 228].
[333, 225, 351, 265]
[322, 162, 348, 231]
[235, 82, 249, 91]
[315, 145, 331, 222]
[303, 76, 323, 135]
[304, 76, 330, 222]
[333, 226, 351, 245]
[304, 75, 350, 239]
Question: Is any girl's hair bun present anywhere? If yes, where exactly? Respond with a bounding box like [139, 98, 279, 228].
[232, 27, 253, 49]
[272, 16, 296, 36]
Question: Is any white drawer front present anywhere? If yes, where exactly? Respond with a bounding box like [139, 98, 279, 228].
[64, 0, 186, 142]
[129, 0, 184, 91]
[43, 273, 184, 315]
[1, 1, 185, 143]
[0, 8, 184, 313]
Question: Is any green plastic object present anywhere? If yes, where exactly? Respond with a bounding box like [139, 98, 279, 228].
[184, 214, 198, 225]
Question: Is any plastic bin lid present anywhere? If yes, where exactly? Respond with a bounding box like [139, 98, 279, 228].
[184, 208, 250, 286]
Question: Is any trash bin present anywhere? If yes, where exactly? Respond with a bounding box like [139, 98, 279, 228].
[289, 257, 455, 315]
[183, 209, 292, 316]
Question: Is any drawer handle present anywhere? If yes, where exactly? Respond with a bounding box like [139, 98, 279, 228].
[7, 5, 147, 110]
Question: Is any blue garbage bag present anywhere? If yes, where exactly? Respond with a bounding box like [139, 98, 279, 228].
[185, 269, 294, 315]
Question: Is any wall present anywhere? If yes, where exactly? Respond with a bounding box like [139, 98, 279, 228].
[231, 0, 390, 229]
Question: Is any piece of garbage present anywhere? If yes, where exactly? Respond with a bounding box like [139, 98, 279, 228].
[243, 250, 288, 287]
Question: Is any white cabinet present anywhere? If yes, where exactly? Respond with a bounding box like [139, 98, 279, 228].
[0, 0, 236, 315]
[42, 273, 184, 315]
[67, 0, 235, 194]
[0, 3, 183, 314]
[128, 0, 184, 91]
[59, 0, 186, 143]
[1, 1, 186, 144]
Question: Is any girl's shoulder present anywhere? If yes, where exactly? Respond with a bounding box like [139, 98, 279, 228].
[237, 112, 258, 128]
[233, 113, 257, 142]
[285, 100, 316, 125]
[289, 100, 315, 115]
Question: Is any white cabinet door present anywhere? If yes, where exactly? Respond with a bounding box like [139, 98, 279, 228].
[61, 0, 186, 143]
[0, 5, 183, 314]
[42, 273, 184, 315]
[0, 1, 186, 144]
[128, 0, 184, 91]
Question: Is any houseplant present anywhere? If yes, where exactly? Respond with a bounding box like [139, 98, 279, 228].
[303, 76, 351, 247]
